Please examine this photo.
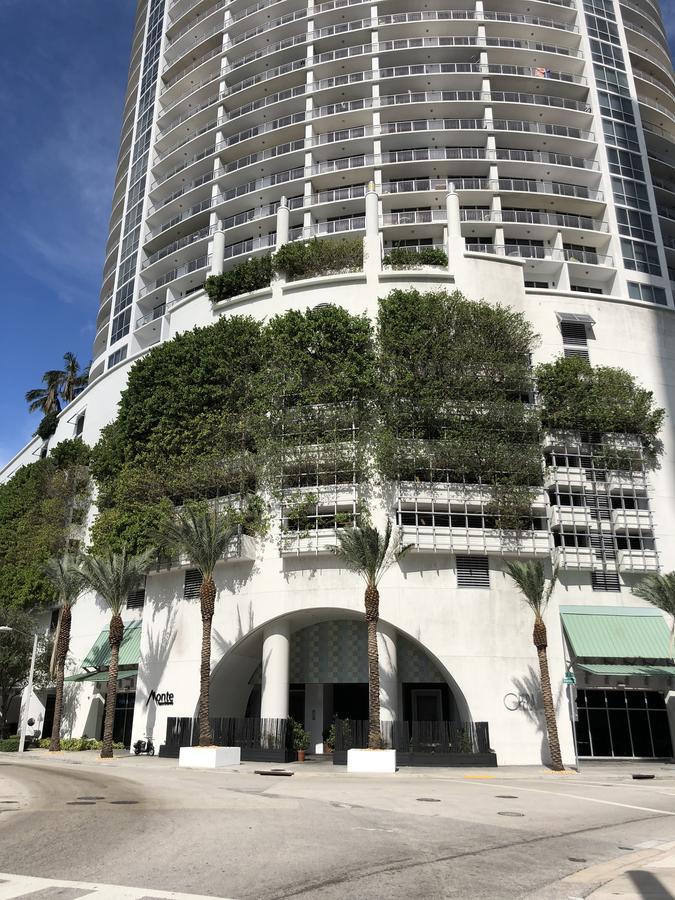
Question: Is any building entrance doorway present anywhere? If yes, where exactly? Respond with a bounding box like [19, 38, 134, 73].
[575, 689, 673, 758]
[101, 691, 135, 748]
[411, 688, 443, 722]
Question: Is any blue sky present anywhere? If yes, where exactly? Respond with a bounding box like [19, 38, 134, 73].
[0, 2, 674, 468]
[0, 0, 136, 467]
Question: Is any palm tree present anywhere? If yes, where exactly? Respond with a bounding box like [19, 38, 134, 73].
[161, 505, 238, 746]
[42, 554, 84, 752]
[25, 370, 63, 415]
[79, 549, 152, 758]
[504, 559, 564, 771]
[633, 572, 675, 656]
[60, 352, 90, 404]
[330, 520, 411, 749]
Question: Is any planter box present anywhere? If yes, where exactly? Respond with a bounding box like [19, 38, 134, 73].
[178, 746, 241, 769]
[347, 748, 397, 773]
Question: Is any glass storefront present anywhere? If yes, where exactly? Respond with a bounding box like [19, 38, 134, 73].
[575, 689, 672, 759]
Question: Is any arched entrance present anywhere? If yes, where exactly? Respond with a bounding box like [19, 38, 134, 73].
[209, 611, 470, 752]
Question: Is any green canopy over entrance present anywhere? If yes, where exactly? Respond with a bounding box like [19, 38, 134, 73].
[64, 621, 142, 683]
[560, 605, 672, 662]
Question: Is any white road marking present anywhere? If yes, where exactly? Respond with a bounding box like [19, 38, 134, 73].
[456, 779, 675, 817]
[0, 872, 236, 900]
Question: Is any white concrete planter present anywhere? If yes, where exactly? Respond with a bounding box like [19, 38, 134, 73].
[347, 748, 397, 774]
[178, 746, 241, 769]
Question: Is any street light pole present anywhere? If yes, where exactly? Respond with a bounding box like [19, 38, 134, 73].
[19, 633, 38, 754]
[0, 626, 38, 754]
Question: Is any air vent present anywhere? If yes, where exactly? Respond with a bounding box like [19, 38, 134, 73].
[564, 347, 590, 361]
[184, 568, 203, 600]
[456, 555, 490, 588]
[560, 321, 588, 346]
[591, 571, 621, 592]
[127, 584, 146, 610]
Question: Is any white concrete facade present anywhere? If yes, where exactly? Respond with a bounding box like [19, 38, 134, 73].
[3, 0, 675, 764]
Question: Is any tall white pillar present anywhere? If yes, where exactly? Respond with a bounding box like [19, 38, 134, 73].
[276, 196, 290, 250]
[364, 181, 381, 275]
[446, 186, 465, 271]
[378, 620, 398, 722]
[260, 620, 290, 720]
[210, 228, 225, 276]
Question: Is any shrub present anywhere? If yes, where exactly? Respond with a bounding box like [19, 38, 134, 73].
[55, 737, 125, 751]
[273, 237, 363, 280]
[0, 737, 20, 752]
[35, 410, 59, 441]
[204, 254, 273, 305]
[382, 247, 448, 268]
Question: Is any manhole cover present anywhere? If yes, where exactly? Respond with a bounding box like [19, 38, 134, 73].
[496, 795, 518, 799]
[109, 800, 139, 805]
[77, 796, 104, 800]
[67, 801, 95, 806]
[568, 857, 587, 863]
[416, 798, 441, 803]
[254, 769, 294, 776]
[632, 774, 655, 780]
[498, 811, 525, 817]
[0, 801, 18, 804]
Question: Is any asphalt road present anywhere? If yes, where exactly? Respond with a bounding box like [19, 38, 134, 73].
[1, 755, 675, 899]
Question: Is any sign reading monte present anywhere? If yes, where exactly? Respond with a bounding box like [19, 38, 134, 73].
[146, 689, 174, 707]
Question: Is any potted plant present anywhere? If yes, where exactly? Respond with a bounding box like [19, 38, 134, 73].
[292, 719, 310, 761]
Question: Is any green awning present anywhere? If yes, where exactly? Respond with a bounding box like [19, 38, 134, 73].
[65, 667, 138, 683]
[561, 606, 672, 662]
[81, 620, 142, 669]
[577, 663, 675, 678]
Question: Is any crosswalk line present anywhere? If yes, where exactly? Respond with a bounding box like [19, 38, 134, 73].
[0, 873, 236, 900]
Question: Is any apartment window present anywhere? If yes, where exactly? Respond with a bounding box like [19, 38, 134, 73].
[571, 285, 603, 295]
[127, 578, 146, 610]
[456, 555, 490, 588]
[70, 508, 86, 526]
[108, 346, 128, 369]
[110, 308, 132, 345]
[616, 208, 655, 242]
[628, 282, 667, 305]
[621, 239, 661, 276]
[594, 66, 629, 97]
[524, 281, 549, 288]
[74, 412, 85, 437]
[591, 571, 621, 592]
[184, 569, 203, 600]
[50, 609, 60, 632]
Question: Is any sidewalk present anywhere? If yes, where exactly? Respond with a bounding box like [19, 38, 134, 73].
[563, 841, 675, 899]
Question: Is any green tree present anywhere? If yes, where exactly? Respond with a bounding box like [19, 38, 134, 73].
[0, 606, 51, 738]
[160, 505, 238, 746]
[535, 356, 664, 463]
[59, 352, 90, 404]
[79, 550, 152, 758]
[42, 555, 84, 751]
[330, 520, 411, 749]
[504, 560, 563, 771]
[25, 369, 63, 416]
[633, 573, 675, 656]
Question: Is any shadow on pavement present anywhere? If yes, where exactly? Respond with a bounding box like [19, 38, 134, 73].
[628, 869, 675, 899]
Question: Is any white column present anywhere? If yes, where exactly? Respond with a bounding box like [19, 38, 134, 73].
[276, 196, 290, 250]
[260, 620, 290, 719]
[210, 228, 225, 276]
[378, 620, 398, 722]
[446, 187, 465, 271]
[364, 181, 381, 276]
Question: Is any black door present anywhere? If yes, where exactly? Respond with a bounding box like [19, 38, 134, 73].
[576, 689, 673, 758]
[101, 691, 135, 748]
[42, 693, 56, 740]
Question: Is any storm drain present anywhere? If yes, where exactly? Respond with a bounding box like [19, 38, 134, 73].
[416, 798, 441, 803]
[498, 811, 525, 817]
[568, 857, 588, 863]
[496, 795, 518, 799]
[66, 801, 95, 806]
[109, 800, 139, 804]
[77, 796, 104, 800]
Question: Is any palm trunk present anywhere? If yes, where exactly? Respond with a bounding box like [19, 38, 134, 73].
[365, 583, 382, 750]
[49, 606, 71, 752]
[533, 618, 564, 771]
[101, 615, 123, 759]
[199, 576, 216, 746]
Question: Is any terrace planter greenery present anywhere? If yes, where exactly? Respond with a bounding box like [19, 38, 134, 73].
[204, 255, 273, 305]
[273, 237, 363, 281]
[382, 247, 448, 269]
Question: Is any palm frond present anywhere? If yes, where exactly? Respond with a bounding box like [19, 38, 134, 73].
[79, 548, 153, 615]
[504, 559, 557, 618]
[633, 572, 675, 617]
[42, 554, 84, 608]
[330, 519, 411, 586]
[160, 503, 238, 578]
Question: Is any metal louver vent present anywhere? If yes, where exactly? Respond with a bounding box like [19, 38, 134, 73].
[126, 587, 146, 610]
[560, 321, 588, 346]
[456, 555, 490, 588]
[591, 571, 621, 592]
[564, 347, 590, 361]
[184, 569, 203, 600]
